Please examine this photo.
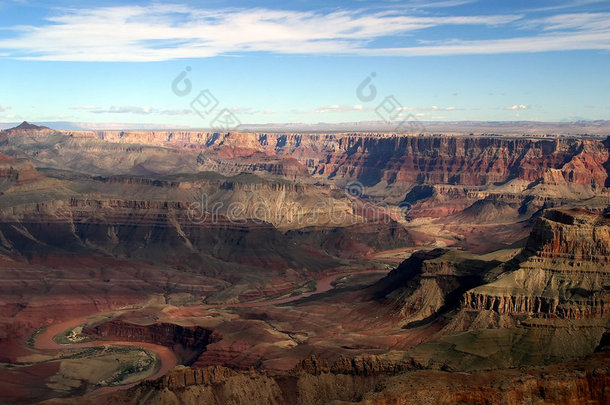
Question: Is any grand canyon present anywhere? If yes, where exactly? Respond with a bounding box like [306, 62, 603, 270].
[0, 121, 608, 404]
[2, 2, 610, 403]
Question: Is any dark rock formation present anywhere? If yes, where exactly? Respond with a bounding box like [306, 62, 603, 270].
[462, 208, 610, 319]
[3, 121, 50, 132]
[373, 249, 499, 326]
[296, 354, 421, 376]
[58, 352, 609, 405]
[83, 320, 220, 364]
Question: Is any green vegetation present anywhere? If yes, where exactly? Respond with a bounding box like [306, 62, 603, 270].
[10, 347, 106, 366]
[26, 326, 46, 348]
[330, 272, 385, 289]
[95, 347, 158, 387]
[288, 280, 316, 297]
[53, 325, 97, 345]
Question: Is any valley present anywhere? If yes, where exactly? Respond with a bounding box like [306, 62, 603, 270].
[0, 123, 608, 404]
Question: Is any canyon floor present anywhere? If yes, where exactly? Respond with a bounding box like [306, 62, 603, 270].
[0, 123, 608, 404]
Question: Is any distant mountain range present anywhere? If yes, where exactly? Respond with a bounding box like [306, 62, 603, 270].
[3, 121, 50, 132]
[1, 120, 609, 135]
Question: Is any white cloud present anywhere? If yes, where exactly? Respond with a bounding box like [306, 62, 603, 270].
[363, 29, 610, 56]
[0, 105, 11, 112]
[523, 1, 608, 14]
[298, 104, 371, 114]
[0, 6, 608, 61]
[504, 104, 530, 110]
[91, 106, 155, 114]
[229, 107, 258, 115]
[69, 105, 99, 110]
[89, 105, 193, 115]
[523, 12, 610, 31]
[159, 108, 194, 116]
[398, 105, 459, 112]
[0, 5, 524, 61]
[61, 122, 191, 130]
[408, 0, 479, 9]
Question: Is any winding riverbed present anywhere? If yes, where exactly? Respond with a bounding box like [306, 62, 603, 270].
[33, 269, 388, 394]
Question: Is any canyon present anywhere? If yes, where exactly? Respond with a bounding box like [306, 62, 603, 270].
[0, 123, 608, 404]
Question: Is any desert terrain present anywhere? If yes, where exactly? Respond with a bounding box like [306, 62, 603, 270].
[0, 122, 608, 404]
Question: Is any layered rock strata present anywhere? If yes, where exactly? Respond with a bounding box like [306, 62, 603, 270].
[462, 209, 610, 320]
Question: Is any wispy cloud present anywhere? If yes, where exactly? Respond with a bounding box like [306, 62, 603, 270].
[408, 0, 479, 9]
[399, 105, 460, 112]
[523, 12, 610, 31]
[0, 105, 11, 112]
[314, 104, 369, 113]
[89, 105, 193, 115]
[0, 5, 608, 61]
[524, 0, 608, 13]
[69, 105, 99, 110]
[158, 108, 194, 116]
[362, 28, 610, 56]
[504, 104, 530, 110]
[229, 107, 259, 115]
[296, 104, 371, 114]
[0, 5, 525, 61]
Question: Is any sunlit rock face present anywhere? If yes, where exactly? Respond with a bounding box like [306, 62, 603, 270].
[463, 209, 610, 320]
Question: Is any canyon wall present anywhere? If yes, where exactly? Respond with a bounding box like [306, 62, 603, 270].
[83, 320, 220, 364]
[77, 131, 610, 189]
[2, 129, 608, 230]
[5, 130, 608, 193]
[463, 209, 610, 319]
[60, 352, 609, 405]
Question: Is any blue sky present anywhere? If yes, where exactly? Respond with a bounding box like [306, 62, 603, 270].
[0, 0, 609, 128]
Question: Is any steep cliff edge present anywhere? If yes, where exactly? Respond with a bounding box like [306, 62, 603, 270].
[605, 136, 610, 188]
[0, 152, 47, 191]
[403, 208, 610, 371]
[2, 130, 608, 235]
[97, 131, 610, 189]
[372, 249, 500, 327]
[463, 208, 610, 319]
[83, 320, 221, 364]
[4, 129, 608, 194]
[47, 352, 609, 405]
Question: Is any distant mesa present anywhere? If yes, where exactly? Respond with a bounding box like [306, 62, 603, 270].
[4, 121, 51, 132]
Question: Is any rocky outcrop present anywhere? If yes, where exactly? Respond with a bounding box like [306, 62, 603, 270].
[0, 197, 336, 274]
[462, 208, 610, 319]
[197, 150, 310, 179]
[0, 194, 407, 265]
[524, 208, 610, 262]
[286, 221, 413, 258]
[2, 121, 50, 132]
[3, 129, 608, 227]
[0, 154, 45, 189]
[295, 355, 421, 376]
[359, 354, 610, 405]
[83, 320, 221, 364]
[145, 365, 236, 390]
[76, 131, 610, 188]
[462, 293, 609, 319]
[6, 129, 608, 193]
[143, 354, 420, 392]
[56, 353, 610, 405]
[604, 136, 610, 188]
[373, 249, 499, 326]
[104, 355, 421, 404]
